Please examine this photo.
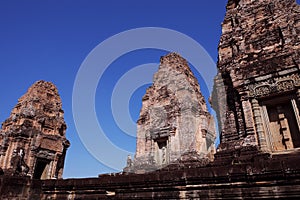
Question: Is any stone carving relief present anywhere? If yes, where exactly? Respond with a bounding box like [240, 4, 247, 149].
[36, 150, 55, 160]
[10, 148, 29, 176]
[150, 107, 167, 129]
[248, 73, 300, 98]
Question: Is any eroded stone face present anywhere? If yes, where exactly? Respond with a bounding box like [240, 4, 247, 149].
[213, 0, 300, 152]
[0, 80, 70, 179]
[126, 53, 216, 173]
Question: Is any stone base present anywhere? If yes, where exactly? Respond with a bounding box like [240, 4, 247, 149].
[1, 149, 300, 199]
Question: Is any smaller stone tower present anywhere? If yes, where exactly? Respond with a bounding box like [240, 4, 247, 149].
[0, 80, 70, 179]
[125, 53, 216, 173]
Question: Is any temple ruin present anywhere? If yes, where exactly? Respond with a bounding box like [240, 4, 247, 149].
[0, 80, 70, 179]
[125, 53, 216, 173]
[0, 0, 300, 199]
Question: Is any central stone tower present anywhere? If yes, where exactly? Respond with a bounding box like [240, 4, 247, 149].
[126, 53, 216, 173]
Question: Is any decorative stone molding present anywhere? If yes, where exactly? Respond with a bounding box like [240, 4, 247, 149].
[35, 150, 55, 160]
[248, 73, 300, 98]
[149, 126, 175, 141]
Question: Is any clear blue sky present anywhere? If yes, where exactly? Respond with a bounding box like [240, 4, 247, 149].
[2, 0, 297, 178]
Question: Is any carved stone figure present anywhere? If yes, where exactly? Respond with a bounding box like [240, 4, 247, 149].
[126, 155, 133, 168]
[10, 148, 29, 176]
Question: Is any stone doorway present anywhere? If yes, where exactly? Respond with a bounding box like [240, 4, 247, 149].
[33, 158, 51, 179]
[262, 96, 300, 151]
[155, 139, 168, 166]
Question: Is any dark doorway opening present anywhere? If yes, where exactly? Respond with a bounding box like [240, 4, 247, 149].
[33, 158, 50, 179]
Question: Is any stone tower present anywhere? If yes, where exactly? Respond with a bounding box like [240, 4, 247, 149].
[213, 0, 300, 153]
[127, 53, 216, 173]
[0, 80, 70, 179]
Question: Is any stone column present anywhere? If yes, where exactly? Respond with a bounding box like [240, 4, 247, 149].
[291, 99, 300, 149]
[27, 149, 37, 177]
[4, 140, 16, 169]
[48, 159, 55, 179]
[251, 98, 268, 152]
[242, 100, 255, 136]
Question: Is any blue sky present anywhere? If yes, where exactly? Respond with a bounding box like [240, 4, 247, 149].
[2, 1, 297, 178]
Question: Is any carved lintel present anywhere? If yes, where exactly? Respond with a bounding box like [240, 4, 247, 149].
[36, 150, 55, 160]
[247, 73, 300, 98]
[277, 80, 294, 92]
[255, 85, 270, 97]
[150, 126, 172, 140]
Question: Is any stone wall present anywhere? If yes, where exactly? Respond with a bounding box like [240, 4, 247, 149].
[1, 150, 300, 199]
[0, 176, 41, 200]
[41, 151, 300, 199]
